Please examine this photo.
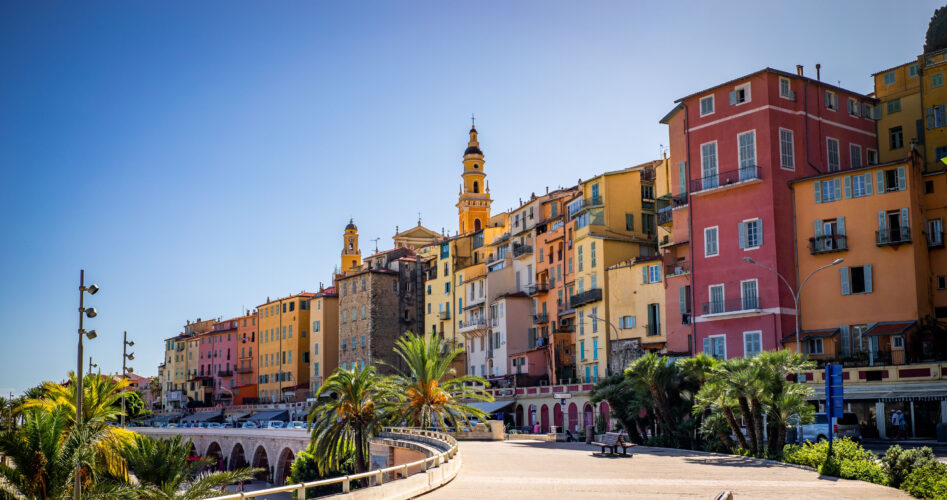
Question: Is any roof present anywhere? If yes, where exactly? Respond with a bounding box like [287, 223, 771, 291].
[247, 410, 289, 422]
[181, 411, 223, 422]
[780, 328, 840, 343]
[865, 321, 917, 337]
[659, 103, 684, 124]
[257, 292, 317, 307]
[465, 400, 514, 414]
[464, 146, 483, 156]
[674, 67, 877, 104]
[871, 59, 917, 77]
[345, 219, 357, 231]
[788, 158, 912, 185]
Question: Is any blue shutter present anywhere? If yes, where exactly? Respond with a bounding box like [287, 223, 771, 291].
[878, 210, 887, 239]
[738, 222, 746, 249]
[877, 170, 885, 192]
[865, 265, 873, 293]
[703, 337, 711, 354]
[679, 161, 687, 195]
[865, 172, 873, 195]
[729, 91, 737, 105]
[813, 220, 823, 252]
[834, 178, 842, 200]
[901, 207, 910, 236]
[927, 106, 934, 129]
[679, 286, 687, 314]
[757, 220, 763, 246]
[840, 267, 850, 295]
[838, 216, 846, 236]
[814, 180, 822, 203]
[840, 325, 851, 357]
[642, 265, 649, 284]
[897, 166, 907, 190]
[844, 176, 852, 198]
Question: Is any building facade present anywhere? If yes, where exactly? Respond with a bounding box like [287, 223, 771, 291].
[256, 292, 315, 403]
[308, 287, 338, 394]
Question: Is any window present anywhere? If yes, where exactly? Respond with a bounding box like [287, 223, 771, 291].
[879, 166, 907, 192]
[847, 98, 861, 117]
[679, 285, 692, 315]
[741, 279, 759, 310]
[928, 219, 944, 246]
[888, 126, 904, 150]
[892, 335, 905, 349]
[816, 178, 841, 203]
[937, 276, 946, 290]
[590, 242, 597, 267]
[927, 104, 947, 129]
[580, 340, 586, 360]
[700, 142, 718, 189]
[849, 144, 862, 169]
[625, 213, 635, 231]
[704, 227, 719, 256]
[730, 83, 750, 105]
[644, 264, 661, 284]
[887, 98, 902, 114]
[703, 335, 726, 360]
[620, 316, 637, 329]
[933, 73, 944, 88]
[850, 173, 872, 198]
[642, 213, 656, 235]
[927, 180, 936, 194]
[646, 304, 660, 336]
[708, 284, 724, 314]
[738, 131, 756, 178]
[740, 219, 762, 249]
[342, 310, 348, 323]
[883, 71, 896, 85]
[806, 338, 824, 355]
[591, 307, 599, 333]
[578, 310, 585, 336]
[909, 64, 919, 77]
[779, 77, 793, 99]
[592, 338, 598, 360]
[824, 91, 838, 110]
[826, 138, 840, 172]
[779, 129, 794, 169]
[577, 245, 583, 271]
[743, 331, 762, 358]
[700, 95, 714, 116]
[867, 149, 878, 165]
[840, 265, 873, 295]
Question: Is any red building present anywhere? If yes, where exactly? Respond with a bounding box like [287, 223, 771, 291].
[234, 311, 258, 404]
[662, 67, 878, 359]
[198, 318, 240, 406]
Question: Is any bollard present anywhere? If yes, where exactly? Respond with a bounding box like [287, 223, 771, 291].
[342, 476, 350, 493]
[296, 485, 304, 499]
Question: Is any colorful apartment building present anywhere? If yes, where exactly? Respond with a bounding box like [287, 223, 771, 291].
[654, 152, 693, 356]
[196, 318, 240, 406]
[605, 255, 667, 369]
[234, 311, 258, 404]
[568, 162, 659, 382]
[663, 67, 878, 360]
[256, 292, 315, 403]
[308, 287, 338, 394]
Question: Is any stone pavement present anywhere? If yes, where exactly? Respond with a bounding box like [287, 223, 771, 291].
[423, 440, 910, 499]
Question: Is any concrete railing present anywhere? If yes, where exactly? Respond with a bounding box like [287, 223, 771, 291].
[206, 427, 460, 500]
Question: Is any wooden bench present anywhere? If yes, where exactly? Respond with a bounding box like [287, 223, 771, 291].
[590, 432, 636, 456]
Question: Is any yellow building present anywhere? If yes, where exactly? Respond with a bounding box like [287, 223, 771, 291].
[308, 287, 339, 394]
[341, 219, 361, 272]
[569, 161, 660, 382]
[873, 60, 920, 165]
[257, 292, 314, 403]
[605, 256, 667, 370]
[457, 125, 492, 235]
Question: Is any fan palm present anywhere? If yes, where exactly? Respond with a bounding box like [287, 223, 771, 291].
[752, 349, 816, 453]
[590, 374, 648, 443]
[307, 364, 395, 477]
[124, 434, 257, 500]
[692, 378, 747, 450]
[625, 353, 677, 433]
[386, 332, 492, 429]
[717, 359, 762, 454]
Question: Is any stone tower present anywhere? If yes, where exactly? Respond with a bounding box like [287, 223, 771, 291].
[456, 124, 492, 235]
[341, 219, 361, 271]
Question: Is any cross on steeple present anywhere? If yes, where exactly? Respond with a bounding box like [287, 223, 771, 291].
[471, 113, 475, 127]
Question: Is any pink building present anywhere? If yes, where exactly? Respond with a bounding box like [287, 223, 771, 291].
[198, 318, 240, 406]
[663, 67, 878, 359]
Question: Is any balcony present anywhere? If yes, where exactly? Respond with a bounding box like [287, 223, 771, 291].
[657, 206, 674, 226]
[532, 313, 549, 324]
[671, 194, 688, 207]
[643, 324, 662, 337]
[701, 297, 762, 318]
[439, 310, 451, 320]
[690, 166, 762, 195]
[218, 370, 234, 378]
[458, 319, 488, 334]
[557, 300, 575, 316]
[512, 244, 533, 258]
[528, 282, 549, 295]
[584, 196, 603, 208]
[809, 234, 848, 254]
[928, 230, 944, 249]
[876, 227, 911, 247]
[235, 364, 253, 374]
[569, 288, 603, 308]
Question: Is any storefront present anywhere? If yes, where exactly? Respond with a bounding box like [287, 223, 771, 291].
[810, 381, 947, 439]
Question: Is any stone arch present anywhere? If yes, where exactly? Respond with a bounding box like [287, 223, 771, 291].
[553, 403, 563, 432]
[188, 441, 198, 458]
[275, 447, 295, 486]
[229, 442, 247, 471]
[205, 442, 223, 471]
[473, 218, 482, 231]
[599, 401, 611, 431]
[567, 402, 578, 432]
[251, 445, 270, 482]
[472, 181, 480, 193]
[540, 404, 550, 433]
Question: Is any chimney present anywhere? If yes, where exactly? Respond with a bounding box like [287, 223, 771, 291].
[546, 186, 549, 194]
[816, 63, 821, 81]
[796, 65, 803, 76]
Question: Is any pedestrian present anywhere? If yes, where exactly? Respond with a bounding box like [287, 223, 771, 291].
[898, 410, 907, 439]
[891, 410, 899, 438]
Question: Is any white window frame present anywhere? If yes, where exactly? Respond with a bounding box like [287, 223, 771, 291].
[743, 330, 763, 358]
[742, 218, 762, 250]
[848, 97, 860, 117]
[825, 90, 838, 111]
[699, 94, 715, 117]
[779, 77, 793, 100]
[779, 128, 795, 170]
[648, 264, 661, 283]
[737, 129, 757, 170]
[733, 82, 751, 106]
[807, 337, 825, 355]
[867, 148, 878, 165]
[826, 137, 840, 172]
[740, 278, 759, 310]
[707, 334, 727, 360]
[704, 226, 719, 257]
[892, 335, 905, 349]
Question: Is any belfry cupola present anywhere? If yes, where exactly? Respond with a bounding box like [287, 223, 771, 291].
[341, 219, 361, 272]
[456, 121, 492, 235]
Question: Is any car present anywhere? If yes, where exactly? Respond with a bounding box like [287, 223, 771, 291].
[206, 422, 222, 428]
[797, 412, 862, 443]
[221, 422, 234, 428]
[261, 420, 285, 429]
[240, 421, 258, 429]
[286, 421, 307, 430]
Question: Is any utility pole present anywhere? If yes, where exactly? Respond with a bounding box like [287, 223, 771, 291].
[121, 331, 135, 428]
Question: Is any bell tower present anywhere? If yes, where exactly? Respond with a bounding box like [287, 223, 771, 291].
[341, 219, 361, 271]
[456, 122, 492, 235]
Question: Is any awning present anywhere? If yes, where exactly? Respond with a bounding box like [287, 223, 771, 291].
[781, 328, 839, 344]
[465, 401, 514, 415]
[225, 412, 250, 421]
[247, 410, 289, 422]
[154, 413, 184, 423]
[181, 412, 223, 423]
[865, 321, 917, 337]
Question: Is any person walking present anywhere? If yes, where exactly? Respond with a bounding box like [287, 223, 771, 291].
[891, 410, 900, 438]
[898, 410, 907, 439]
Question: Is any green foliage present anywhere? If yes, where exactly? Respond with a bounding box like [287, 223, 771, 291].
[901, 463, 947, 500]
[123, 391, 146, 420]
[783, 438, 886, 485]
[595, 412, 606, 434]
[290, 443, 354, 498]
[701, 438, 731, 454]
[882, 445, 941, 489]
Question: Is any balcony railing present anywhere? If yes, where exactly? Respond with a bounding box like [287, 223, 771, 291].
[928, 230, 944, 248]
[528, 283, 549, 295]
[671, 194, 688, 207]
[584, 196, 603, 208]
[235, 365, 253, 374]
[876, 227, 911, 246]
[532, 313, 549, 324]
[458, 319, 487, 333]
[701, 296, 761, 315]
[809, 234, 848, 254]
[218, 370, 234, 378]
[569, 288, 603, 308]
[657, 206, 674, 225]
[512, 244, 533, 257]
[690, 166, 761, 193]
[644, 324, 661, 337]
[439, 310, 451, 320]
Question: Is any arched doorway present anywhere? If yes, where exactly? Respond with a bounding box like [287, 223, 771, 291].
[252, 445, 270, 482]
[515, 404, 524, 428]
[567, 403, 578, 432]
[599, 401, 611, 431]
[229, 443, 247, 471]
[528, 404, 537, 428]
[540, 404, 550, 433]
[553, 403, 563, 433]
[275, 448, 295, 486]
[474, 218, 482, 231]
[205, 442, 223, 471]
[583, 403, 594, 432]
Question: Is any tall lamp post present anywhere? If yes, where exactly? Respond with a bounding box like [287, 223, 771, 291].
[75, 270, 99, 500]
[88, 357, 97, 373]
[588, 314, 621, 377]
[121, 331, 135, 428]
[743, 257, 842, 355]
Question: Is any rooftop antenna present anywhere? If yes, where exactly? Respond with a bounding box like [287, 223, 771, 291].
[371, 237, 381, 253]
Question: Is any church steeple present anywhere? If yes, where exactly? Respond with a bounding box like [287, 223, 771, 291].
[341, 219, 361, 271]
[456, 121, 492, 235]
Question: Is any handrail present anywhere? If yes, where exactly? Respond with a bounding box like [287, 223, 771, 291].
[206, 427, 458, 499]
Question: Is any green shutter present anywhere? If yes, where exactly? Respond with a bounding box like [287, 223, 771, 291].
[679, 161, 687, 195]
[834, 178, 842, 200]
[844, 176, 852, 198]
[815, 181, 822, 203]
[703, 337, 711, 354]
[642, 265, 648, 284]
[679, 286, 687, 314]
[901, 207, 910, 236]
[840, 267, 850, 295]
[814, 220, 823, 252]
[838, 216, 846, 236]
[897, 166, 907, 190]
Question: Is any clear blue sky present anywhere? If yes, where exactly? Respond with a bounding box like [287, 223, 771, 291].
[0, 1, 939, 395]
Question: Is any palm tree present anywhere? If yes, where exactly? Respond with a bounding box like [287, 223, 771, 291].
[717, 359, 761, 454]
[625, 354, 677, 433]
[386, 332, 493, 429]
[692, 378, 747, 450]
[307, 364, 395, 477]
[590, 374, 648, 443]
[124, 434, 257, 500]
[752, 350, 815, 453]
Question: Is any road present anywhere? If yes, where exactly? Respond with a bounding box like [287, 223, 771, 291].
[423, 440, 910, 499]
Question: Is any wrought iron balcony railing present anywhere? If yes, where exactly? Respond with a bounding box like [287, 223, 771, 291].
[809, 234, 848, 254]
[702, 296, 760, 315]
[690, 166, 761, 193]
[876, 227, 911, 246]
[569, 288, 603, 308]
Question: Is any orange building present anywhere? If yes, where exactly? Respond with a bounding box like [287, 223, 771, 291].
[308, 287, 339, 394]
[234, 310, 258, 405]
[257, 292, 315, 403]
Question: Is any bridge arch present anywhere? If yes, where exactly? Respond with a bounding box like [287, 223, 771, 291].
[275, 447, 295, 485]
[252, 444, 271, 482]
[229, 442, 247, 471]
[205, 441, 223, 470]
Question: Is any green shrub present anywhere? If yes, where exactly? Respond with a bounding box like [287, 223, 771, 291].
[882, 445, 941, 488]
[701, 438, 731, 454]
[643, 434, 679, 449]
[289, 443, 355, 498]
[838, 457, 887, 485]
[783, 438, 886, 485]
[819, 456, 841, 477]
[901, 463, 947, 500]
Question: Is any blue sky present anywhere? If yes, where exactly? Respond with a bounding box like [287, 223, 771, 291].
[0, 1, 940, 395]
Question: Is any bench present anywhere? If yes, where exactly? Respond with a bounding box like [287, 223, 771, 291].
[590, 431, 635, 456]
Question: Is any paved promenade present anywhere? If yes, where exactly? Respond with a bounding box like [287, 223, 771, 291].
[424, 440, 910, 499]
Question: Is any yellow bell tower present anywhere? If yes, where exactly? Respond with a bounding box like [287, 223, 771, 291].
[456, 122, 491, 235]
[341, 219, 361, 271]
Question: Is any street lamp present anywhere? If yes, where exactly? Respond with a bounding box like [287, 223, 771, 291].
[588, 313, 621, 377]
[121, 331, 134, 428]
[743, 257, 842, 356]
[75, 269, 99, 500]
[88, 357, 97, 373]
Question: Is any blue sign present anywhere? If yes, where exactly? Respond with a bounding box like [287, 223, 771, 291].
[825, 364, 844, 449]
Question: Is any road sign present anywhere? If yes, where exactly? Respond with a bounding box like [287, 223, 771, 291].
[825, 364, 844, 453]
[553, 393, 572, 400]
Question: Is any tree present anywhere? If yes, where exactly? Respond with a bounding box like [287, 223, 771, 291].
[123, 434, 257, 500]
[752, 350, 815, 454]
[590, 374, 647, 443]
[289, 443, 355, 498]
[307, 365, 395, 478]
[625, 354, 677, 433]
[716, 358, 764, 455]
[386, 332, 493, 429]
[692, 378, 747, 450]
[122, 391, 146, 420]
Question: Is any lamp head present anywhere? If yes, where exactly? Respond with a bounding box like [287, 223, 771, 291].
[743, 257, 756, 264]
[127, 340, 135, 347]
[85, 307, 97, 318]
[127, 353, 135, 361]
[831, 258, 844, 265]
[86, 330, 97, 340]
[87, 284, 99, 295]
[127, 367, 134, 373]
